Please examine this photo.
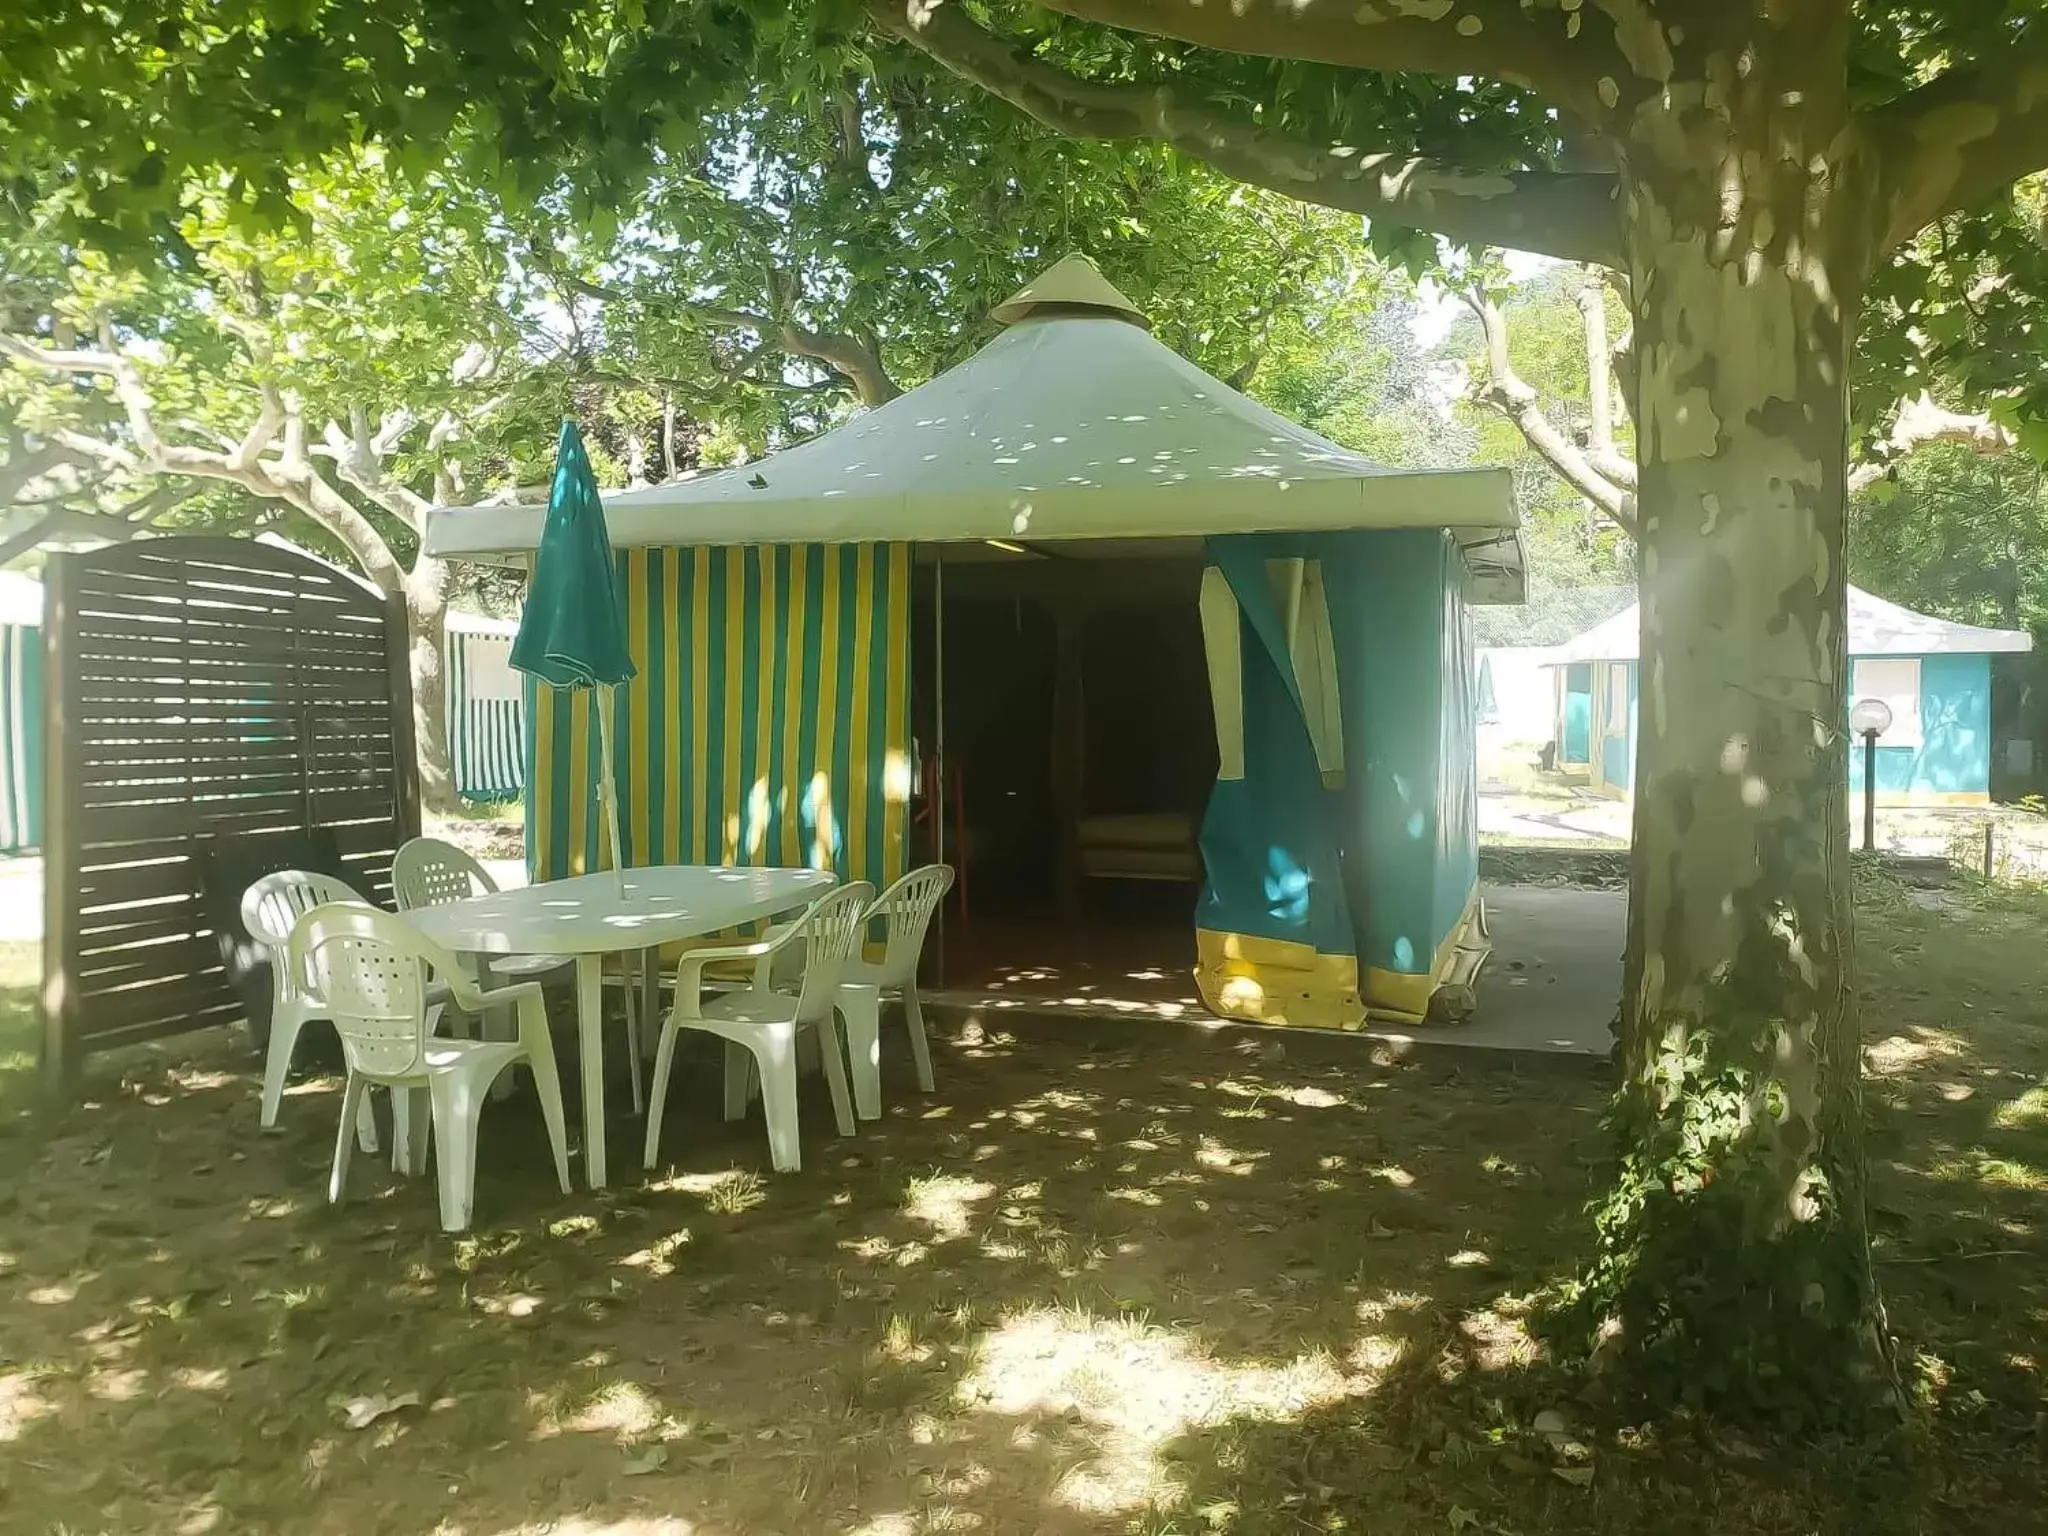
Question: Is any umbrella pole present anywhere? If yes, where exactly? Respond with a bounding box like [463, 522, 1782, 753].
[597, 685, 627, 892]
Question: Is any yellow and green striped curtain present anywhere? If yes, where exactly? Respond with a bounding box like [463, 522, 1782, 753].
[525, 543, 912, 890]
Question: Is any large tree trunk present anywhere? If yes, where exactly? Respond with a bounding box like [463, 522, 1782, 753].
[404, 556, 460, 815]
[1583, 80, 1897, 1411]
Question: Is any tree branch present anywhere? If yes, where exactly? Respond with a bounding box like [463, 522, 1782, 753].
[47, 428, 143, 475]
[315, 409, 434, 530]
[1576, 265, 1635, 488]
[570, 266, 901, 406]
[1872, 22, 2048, 250]
[868, 0, 1623, 268]
[1223, 280, 1303, 391]
[0, 331, 168, 461]
[1030, 0, 1616, 112]
[1462, 287, 1639, 538]
[774, 316, 900, 406]
[2, 329, 407, 592]
[0, 438, 90, 507]
[563, 271, 772, 334]
[229, 385, 286, 472]
[0, 482, 203, 566]
[1847, 392, 2015, 493]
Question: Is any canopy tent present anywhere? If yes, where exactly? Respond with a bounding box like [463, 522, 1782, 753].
[424, 256, 1521, 1026]
[424, 257, 1523, 601]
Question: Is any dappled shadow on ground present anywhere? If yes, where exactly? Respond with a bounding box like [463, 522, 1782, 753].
[0, 892, 2042, 1535]
[1858, 893, 2048, 1445]
[938, 916, 1205, 1018]
[0, 941, 41, 1124]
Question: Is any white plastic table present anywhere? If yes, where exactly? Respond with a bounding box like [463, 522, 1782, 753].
[403, 864, 836, 1187]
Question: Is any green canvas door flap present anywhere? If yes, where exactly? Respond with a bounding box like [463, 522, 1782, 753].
[1235, 556, 1345, 786]
[1195, 536, 1361, 1030]
[1314, 529, 1486, 1023]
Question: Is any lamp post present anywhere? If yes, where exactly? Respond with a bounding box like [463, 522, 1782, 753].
[1850, 698, 1893, 853]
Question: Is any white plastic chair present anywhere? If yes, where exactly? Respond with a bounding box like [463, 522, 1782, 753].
[833, 865, 955, 1119]
[241, 870, 382, 1153]
[393, 837, 572, 985]
[291, 903, 572, 1232]
[642, 882, 873, 1174]
[392, 835, 645, 1110]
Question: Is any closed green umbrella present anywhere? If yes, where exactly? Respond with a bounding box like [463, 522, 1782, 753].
[512, 420, 638, 886]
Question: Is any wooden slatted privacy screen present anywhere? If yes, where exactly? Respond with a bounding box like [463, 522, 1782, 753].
[41, 538, 420, 1084]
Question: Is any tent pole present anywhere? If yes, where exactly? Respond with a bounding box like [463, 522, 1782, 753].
[597, 685, 627, 894]
[933, 550, 947, 981]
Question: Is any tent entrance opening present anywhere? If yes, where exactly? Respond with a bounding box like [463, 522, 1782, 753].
[920, 552, 1215, 1002]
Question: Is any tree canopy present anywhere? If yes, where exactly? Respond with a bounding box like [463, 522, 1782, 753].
[1852, 444, 2048, 632]
[1, 32, 1388, 800]
[10, 2, 2046, 449]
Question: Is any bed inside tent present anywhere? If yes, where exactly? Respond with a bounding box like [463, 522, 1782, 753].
[423, 256, 1526, 1028]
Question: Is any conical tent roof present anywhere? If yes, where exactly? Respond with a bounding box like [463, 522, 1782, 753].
[425, 257, 1522, 597]
[989, 253, 1150, 327]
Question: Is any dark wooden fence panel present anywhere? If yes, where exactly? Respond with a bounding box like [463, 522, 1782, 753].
[42, 538, 420, 1084]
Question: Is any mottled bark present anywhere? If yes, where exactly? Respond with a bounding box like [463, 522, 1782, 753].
[404, 557, 459, 816]
[1598, 58, 1896, 1403]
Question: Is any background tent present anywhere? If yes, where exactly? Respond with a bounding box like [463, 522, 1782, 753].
[446, 609, 523, 801]
[0, 571, 42, 853]
[1550, 585, 2032, 803]
[426, 255, 1523, 1025]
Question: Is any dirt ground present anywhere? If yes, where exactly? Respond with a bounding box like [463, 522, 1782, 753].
[0, 885, 2044, 1536]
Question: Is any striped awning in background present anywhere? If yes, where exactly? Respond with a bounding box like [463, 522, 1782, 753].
[526, 543, 912, 890]
[447, 617, 525, 802]
[0, 621, 41, 854]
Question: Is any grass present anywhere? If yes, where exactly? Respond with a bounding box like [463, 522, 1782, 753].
[0, 895, 2041, 1534]
[422, 802, 525, 865]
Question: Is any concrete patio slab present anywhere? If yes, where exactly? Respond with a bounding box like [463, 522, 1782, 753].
[928, 882, 1626, 1064]
[1396, 883, 1624, 1057]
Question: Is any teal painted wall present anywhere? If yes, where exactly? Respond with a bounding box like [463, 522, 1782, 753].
[1598, 661, 1636, 792]
[1600, 651, 1995, 800]
[1324, 529, 1475, 980]
[1856, 652, 1992, 797]
[1561, 664, 1592, 763]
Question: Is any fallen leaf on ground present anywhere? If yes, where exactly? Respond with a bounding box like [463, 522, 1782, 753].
[338, 1391, 420, 1430]
[620, 1445, 669, 1476]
